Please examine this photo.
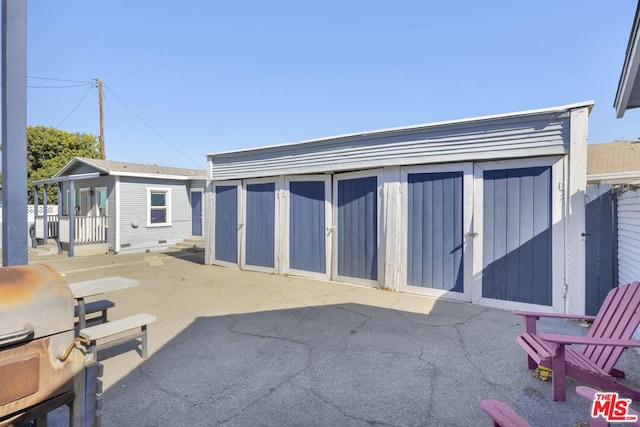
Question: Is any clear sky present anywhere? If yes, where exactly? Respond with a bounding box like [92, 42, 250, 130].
[15, 1, 640, 170]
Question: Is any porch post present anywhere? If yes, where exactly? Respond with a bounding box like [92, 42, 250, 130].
[42, 184, 48, 245]
[69, 179, 75, 257]
[57, 182, 63, 253]
[32, 184, 38, 248]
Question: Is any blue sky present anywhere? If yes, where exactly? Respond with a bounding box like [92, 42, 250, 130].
[18, 1, 640, 169]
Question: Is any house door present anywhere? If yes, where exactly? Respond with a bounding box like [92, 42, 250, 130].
[191, 190, 203, 236]
[79, 188, 92, 216]
[333, 170, 381, 286]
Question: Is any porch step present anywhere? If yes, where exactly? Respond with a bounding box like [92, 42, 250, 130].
[167, 237, 205, 252]
[183, 237, 204, 246]
[29, 241, 59, 256]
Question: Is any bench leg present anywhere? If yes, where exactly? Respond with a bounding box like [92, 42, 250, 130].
[89, 340, 98, 363]
[101, 308, 109, 323]
[141, 325, 148, 359]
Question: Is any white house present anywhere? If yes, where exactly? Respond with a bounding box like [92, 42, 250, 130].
[205, 102, 592, 314]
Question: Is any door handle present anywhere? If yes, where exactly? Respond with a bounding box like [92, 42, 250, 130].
[465, 232, 478, 238]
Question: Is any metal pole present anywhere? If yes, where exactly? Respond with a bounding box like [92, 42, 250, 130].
[42, 184, 48, 245]
[1, 0, 27, 266]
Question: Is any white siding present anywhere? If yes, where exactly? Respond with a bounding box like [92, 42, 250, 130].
[210, 111, 571, 180]
[118, 177, 192, 253]
[618, 189, 640, 285]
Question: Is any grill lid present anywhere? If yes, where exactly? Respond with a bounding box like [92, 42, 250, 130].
[0, 264, 74, 347]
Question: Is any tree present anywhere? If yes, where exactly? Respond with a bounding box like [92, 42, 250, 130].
[27, 126, 100, 203]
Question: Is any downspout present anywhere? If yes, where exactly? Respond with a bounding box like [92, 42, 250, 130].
[115, 176, 120, 253]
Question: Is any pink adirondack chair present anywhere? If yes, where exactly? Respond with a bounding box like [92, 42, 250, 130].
[514, 281, 640, 401]
[480, 399, 532, 427]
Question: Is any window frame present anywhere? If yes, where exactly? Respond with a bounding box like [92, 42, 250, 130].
[146, 187, 172, 227]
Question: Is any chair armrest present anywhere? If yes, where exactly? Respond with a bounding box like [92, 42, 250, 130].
[540, 333, 640, 347]
[512, 310, 597, 321]
[512, 311, 596, 334]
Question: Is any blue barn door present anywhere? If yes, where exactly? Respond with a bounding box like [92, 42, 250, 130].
[406, 171, 464, 293]
[481, 166, 553, 306]
[287, 177, 330, 279]
[214, 183, 239, 266]
[334, 173, 379, 285]
[243, 180, 276, 272]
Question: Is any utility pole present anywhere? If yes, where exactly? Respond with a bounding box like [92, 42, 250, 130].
[96, 78, 105, 159]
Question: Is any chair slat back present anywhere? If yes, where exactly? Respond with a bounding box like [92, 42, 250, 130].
[582, 281, 640, 372]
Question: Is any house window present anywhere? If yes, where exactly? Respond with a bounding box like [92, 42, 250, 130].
[96, 187, 108, 217]
[147, 188, 172, 226]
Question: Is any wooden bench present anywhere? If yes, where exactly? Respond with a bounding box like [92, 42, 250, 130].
[480, 399, 531, 427]
[79, 313, 156, 361]
[74, 299, 115, 325]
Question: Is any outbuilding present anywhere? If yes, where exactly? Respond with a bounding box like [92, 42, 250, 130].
[206, 102, 592, 314]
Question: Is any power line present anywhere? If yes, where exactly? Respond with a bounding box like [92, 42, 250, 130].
[56, 82, 96, 129]
[103, 83, 203, 169]
[27, 83, 93, 89]
[27, 75, 92, 84]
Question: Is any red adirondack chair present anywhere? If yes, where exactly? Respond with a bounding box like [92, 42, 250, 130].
[514, 281, 640, 401]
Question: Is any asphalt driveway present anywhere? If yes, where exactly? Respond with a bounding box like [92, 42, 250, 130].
[30, 249, 640, 426]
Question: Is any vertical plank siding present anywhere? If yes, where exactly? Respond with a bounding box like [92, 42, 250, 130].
[482, 167, 552, 305]
[585, 185, 616, 315]
[245, 182, 275, 268]
[215, 185, 238, 263]
[337, 176, 378, 280]
[617, 189, 640, 286]
[407, 172, 463, 292]
[289, 181, 326, 273]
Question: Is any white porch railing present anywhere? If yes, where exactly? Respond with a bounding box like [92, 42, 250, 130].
[34, 215, 59, 239]
[58, 216, 108, 244]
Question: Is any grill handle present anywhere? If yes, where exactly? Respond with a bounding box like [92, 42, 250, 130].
[0, 326, 34, 346]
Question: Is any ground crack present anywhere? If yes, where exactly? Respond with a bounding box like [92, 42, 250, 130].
[289, 382, 399, 426]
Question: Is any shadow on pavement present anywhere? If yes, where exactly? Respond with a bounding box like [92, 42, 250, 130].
[95, 301, 640, 426]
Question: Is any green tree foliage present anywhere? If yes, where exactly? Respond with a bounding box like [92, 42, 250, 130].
[27, 126, 100, 203]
